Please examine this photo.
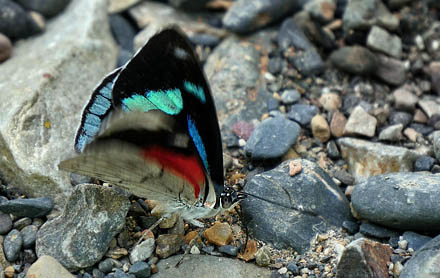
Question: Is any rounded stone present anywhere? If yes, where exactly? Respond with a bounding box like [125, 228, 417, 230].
[0, 213, 12, 235]
[319, 93, 341, 111]
[21, 225, 38, 248]
[129, 261, 151, 278]
[255, 246, 271, 267]
[15, 0, 72, 17]
[352, 172, 440, 231]
[4, 229, 22, 262]
[204, 223, 233, 247]
[0, 33, 12, 62]
[218, 245, 238, 256]
[414, 156, 436, 172]
[98, 258, 115, 274]
[330, 46, 377, 75]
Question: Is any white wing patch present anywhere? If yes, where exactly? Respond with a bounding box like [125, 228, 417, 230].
[174, 47, 189, 60]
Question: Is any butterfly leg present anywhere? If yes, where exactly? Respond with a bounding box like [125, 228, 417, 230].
[134, 216, 165, 246]
[175, 228, 205, 268]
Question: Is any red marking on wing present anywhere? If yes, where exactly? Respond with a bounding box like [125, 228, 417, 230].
[141, 146, 204, 199]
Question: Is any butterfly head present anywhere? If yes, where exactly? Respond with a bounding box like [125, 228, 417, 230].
[220, 186, 247, 209]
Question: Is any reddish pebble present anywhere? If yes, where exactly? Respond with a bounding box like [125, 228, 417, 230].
[232, 121, 254, 140]
[289, 160, 302, 176]
[0, 33, 12, 62]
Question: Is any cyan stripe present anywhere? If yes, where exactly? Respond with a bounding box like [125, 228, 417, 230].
[184, 81, 206, 103]
[122, 94, 156, 112]
[187, 114, 209, 173]
[147, 89, 183, 115]
[100, 82, 113, 99]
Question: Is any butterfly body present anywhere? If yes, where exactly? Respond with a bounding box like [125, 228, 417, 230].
[59, 28, 244, 223]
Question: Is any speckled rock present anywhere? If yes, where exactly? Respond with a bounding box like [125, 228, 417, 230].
[336, 238, 392, 278]
[366, 26, 402, 58]
[378, 124, 404, 141]
[352, 172, 440, 231]
[400, 234, 440, 278]
[0, 197, 53, 218]
[319, 92, 341, 111]
[0, 0, 117, 205]
[129, 238, 155, 264]
[4, 229, 21, 262]
[154, 255, 272, 278]
[222, 0, 299, 33]
[242, 159, 352, 253]
[245, 116, 301, 160]
[155, 234, 183, 259]
[27, 255, 75, 278]
[311, 114, 331, 143]
[36, 184, 130, 271]
[338, 138, 420, 182]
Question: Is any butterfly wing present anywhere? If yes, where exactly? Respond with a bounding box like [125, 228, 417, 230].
[60, 28, 223, 217]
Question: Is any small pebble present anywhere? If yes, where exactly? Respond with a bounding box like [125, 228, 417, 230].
[0, 213, 12, 235]
[0, 33, 12, 62]
[204, 222, 232, 246]
[99, 258, 115, 274]
[129, 261, 151, 278]
[13, 217, 32, 230]
[4, 229, 22, 262]
[397, 239, 408, 250]
[218, 245, 238, 256]
[342, 221, 359, 234]
[21, 225, 37, 248]
[190, 245, 200, 255]
[414, 156, 436, 171]
[93, 269, 105, 278]
[4, 265, 14, 278]
[280, 89, 301, 104]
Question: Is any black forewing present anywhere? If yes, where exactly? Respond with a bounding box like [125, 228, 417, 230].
[111, 28, 224, 194]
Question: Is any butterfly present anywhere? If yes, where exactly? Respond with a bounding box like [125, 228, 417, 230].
[59, 27, 246, 226]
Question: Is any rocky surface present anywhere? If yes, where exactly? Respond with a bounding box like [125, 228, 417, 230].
[1, 0, 440, 277]
[0, 0, 117, 205]
[36, 184, 130, 271]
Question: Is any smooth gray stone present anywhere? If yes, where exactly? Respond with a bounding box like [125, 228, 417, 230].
[0, 197, 53, 218]
[242, 159, 352, 253]
[400, 234, 440, 278]
[352, 172, 440, 231]
[154, 255, 272, 278]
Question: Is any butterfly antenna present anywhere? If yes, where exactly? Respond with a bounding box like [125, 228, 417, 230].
[244, 192, 318, 217]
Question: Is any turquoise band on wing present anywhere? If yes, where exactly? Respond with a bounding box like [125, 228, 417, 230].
[122, 88, 183, 115]
[184, 81, 206, 103]
[187, 114, 209, 173]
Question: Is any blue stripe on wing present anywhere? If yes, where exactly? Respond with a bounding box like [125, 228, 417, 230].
[74, 68, 121, 153]
[122, 88, 183, 115]
[187, 114, 209, 174]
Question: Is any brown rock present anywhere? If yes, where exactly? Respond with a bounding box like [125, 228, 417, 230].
[0, 33, 12, 63]
[184, 230, 199, 244]
[155, 234, 183, 259]
[418, 98, 440, 118]
[330, 111, 347, 138]
[159, 212, 179, 229]
[413, 109, 428, 123]
[288, 160, 302, 176]
[238, 239, 257, 262]
[403, 128, 419, 142]
[105, 247, 128, 259]
[4, 266, 13, 278]
[311, 114, 331, 142]
[27, 256, 75, 278]
[204, 222, 232, 247]
[319, 92, 341, 111]
[335, 238, 392, 278]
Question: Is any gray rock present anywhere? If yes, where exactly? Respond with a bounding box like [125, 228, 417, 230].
[343, 106, 377, 137]
[400, 234, 440, 278]
[0, 0, 44, 39]
[402, 231, 432, 251]
[429, 62, 440, 95]
[242, 159, 352, 253]
[108, 0, 142, 13]
[393, 88, 418, 111]
[352, 172, 440, 231]
[418, 98, 440, 118]
[280, 89, 301, 104]
[0, 0, 117, 205]
[255, 246, 271, 267]
[129, 261, 150, 278]
[343, 0, 399, 32]
[129, 238, 155, 264]
[27, 255, 75, 278]
[205, 37, 270, 129]
[414, 156, 436, 172]
[155, 234, 183, 259]
[13, 217, 32, 230]
[0, 213, 12, 235]
[303, 0, 336, 23]
[292, 10, 336, 50]
[378, 124, 404, 141]
[337, 138, 420, 182]
[374, 53, 406, 86]
[330, 46, 377, 75]
[366, 26, 402, 58]
[335, 238, 392, 278]
[4, 229, 22, 262]
[222, 0, 299, 33]
[36, 184, 130, 271]
[98, 258, 115, 274]
[21, 225, 38, 249]
[342, 221, 359, 234]
[16, 0, 71, 18]
[218, 245, 238, 256]
[130, 1, 226, 51]
[154, 255, 272, 278]
[287, 104, 319, 126]
[279, 18, 325, 75]
[0, 197, 53, 218]
[109, 14, 136, 52]
[359, 222, 399, 239]
[245, 116, 301, 160]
